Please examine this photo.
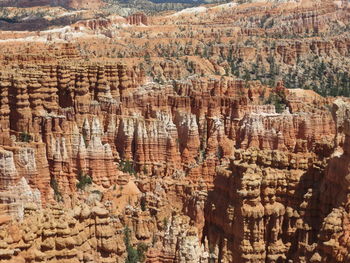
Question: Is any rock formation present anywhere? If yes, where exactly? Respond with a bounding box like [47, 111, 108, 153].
[0, 0, 104, 9]
[0, 0, 349, 262]
[126, 13, 148, 26]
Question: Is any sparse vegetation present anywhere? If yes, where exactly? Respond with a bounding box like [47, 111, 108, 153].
[18, 132, 32, 143]
[264, 93, 287, 113]
[82, 134, 88, 147]
[76, 171, 92, 190]
[119, 160, 136, 175]
[152, 234, 158, 247]
[163, 217, 168, 229]
[216, 146, 223, 159]
[142, 166, 148, 175]
[124, 226, 148, 263]
[140, 196, 146, 211]
[50, 177, 62, 202]
[196, 149, 207, 163]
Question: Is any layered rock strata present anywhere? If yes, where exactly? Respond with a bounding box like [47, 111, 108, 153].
[0, 0, 349, 262]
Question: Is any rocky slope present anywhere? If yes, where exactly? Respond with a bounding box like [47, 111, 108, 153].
[0, 0, 104, 9]
[0, 0, 349, 262]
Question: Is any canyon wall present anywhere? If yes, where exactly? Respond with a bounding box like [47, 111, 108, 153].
[0, 0, 349, 262]
[0, 55, 346, 262]
[0, 0, 104, 9]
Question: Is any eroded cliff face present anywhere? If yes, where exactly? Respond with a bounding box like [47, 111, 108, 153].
[199, 98, 350, 263]
[0, 58, 345, 263]
[0, 0, 349, 262]
[0, 0, 104, 9]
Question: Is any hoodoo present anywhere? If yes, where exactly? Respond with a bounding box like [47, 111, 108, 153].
[0, 0, 349, 262]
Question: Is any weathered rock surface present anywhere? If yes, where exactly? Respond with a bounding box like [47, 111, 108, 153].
[0, 0, 349, 262]
[0, 0, 104, 9]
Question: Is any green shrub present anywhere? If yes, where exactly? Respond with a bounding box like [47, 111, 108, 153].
[140, 197, 146, 211]
[152, 234, 158, 246]
[124, 226, 148, 263]
[196, 149, 206, 163]
[216, 146, 223, 159]
[163, 217, 168, 229]
[136, 243, 148, 262]
[50, 177, 62, 202]
[264, 94, 286, 113]
[119, 160, 136, 175]
[18, 132, 32, 143]
[142, 166, 148, 174]
[76, 171, 92, 190]
[82, 134, 88, 147]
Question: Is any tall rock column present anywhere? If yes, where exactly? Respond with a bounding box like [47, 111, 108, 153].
[0, 75, 11, 145]
[96, 65, 112, 102]
[235, 171, 265, 263]
[262, 173, 286, 262]
[11, 76, 32, 133]
[40, 65, 58, 113]
[27, 72, 44, 117]
[105, 64, 119, 98]
[118, 64, 132, 97]
[0, 149, 19, 191]
[74, 67, 91, 118]
[57, 65, 73, 108]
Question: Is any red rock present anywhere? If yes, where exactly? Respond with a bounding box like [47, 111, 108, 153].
[127, 13, 148, 26]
